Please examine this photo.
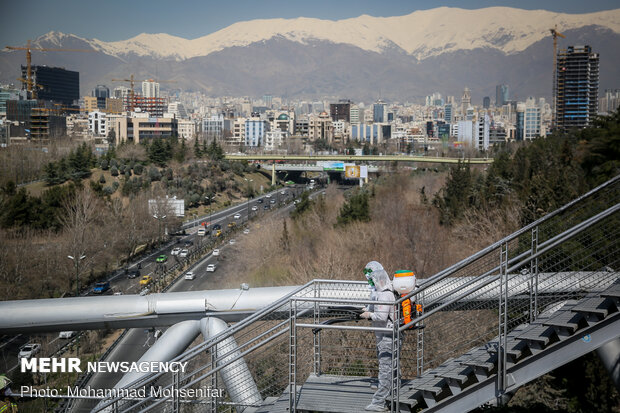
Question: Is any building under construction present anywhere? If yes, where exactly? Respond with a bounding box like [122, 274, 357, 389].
[555, 45, 599, 131]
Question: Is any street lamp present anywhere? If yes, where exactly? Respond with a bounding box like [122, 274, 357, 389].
[205, 196, 215, 235]
[153, 214, 167, 246]
[67, 254, 86, 356]
[244, 178, 254, 220]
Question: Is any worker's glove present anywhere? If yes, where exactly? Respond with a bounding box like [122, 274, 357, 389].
[360, 311, 372, 319]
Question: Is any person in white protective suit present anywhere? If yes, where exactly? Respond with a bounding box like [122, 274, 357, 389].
[360, 261, 399, 412]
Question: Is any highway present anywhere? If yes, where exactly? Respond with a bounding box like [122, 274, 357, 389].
[65, 185, 308, 412]
[0, 186, 303, 410]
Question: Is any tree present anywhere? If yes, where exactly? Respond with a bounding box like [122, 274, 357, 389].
[290, 191, 313, 220]
[336, 190, 371, 226]
[194, 138, 203, 158]
[60, 187, 102, 295]
[280, 219, 290, 251]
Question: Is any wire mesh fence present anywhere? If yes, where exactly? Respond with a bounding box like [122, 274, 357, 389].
[93, 175, 619, 412]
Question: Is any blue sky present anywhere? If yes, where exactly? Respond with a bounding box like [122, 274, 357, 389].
[1, 0, 618, 46]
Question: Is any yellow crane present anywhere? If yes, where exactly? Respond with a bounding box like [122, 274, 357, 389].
[5, 39, 94, 99]
[550, 25, 566, 127]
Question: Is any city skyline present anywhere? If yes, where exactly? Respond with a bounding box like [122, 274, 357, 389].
[1, 0, 619, 46]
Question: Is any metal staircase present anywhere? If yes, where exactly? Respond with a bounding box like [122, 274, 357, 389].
[94, 175, 620, 413]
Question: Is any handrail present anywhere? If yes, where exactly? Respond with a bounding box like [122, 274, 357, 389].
[399, 202, 620, 331]
[395, 173, 620, 306]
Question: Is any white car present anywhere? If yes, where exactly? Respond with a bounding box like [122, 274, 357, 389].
[251, 206, 258, 211]
[179, 249, 189, 258]
[229, 239, 236, 245]
[58, 331, 76, 339]
[19, 343, 41, 359]
[233, 213, 241, 219]
[265, 194, 272, 198]
[243, 229, 250, 234]
[171, 247, 181, 256]
[212, 249, 220, 256]
[184, 271, 196, 280]
[206, 264, 217, 272]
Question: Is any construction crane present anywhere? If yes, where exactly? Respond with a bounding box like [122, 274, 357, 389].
[550, 25, 566, 128]
[110, 76, 176, 111]
[5, 39, 94, 99]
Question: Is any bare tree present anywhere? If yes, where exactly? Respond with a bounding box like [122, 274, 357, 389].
[60, 186, 104, 294]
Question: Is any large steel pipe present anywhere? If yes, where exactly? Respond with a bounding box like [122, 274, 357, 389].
[201, 317, 262, 411]
[0, 286, 297, 334]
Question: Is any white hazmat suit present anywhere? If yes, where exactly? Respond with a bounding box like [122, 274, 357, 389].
[360, 261, 400, 411]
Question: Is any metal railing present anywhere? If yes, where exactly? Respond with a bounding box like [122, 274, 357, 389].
[95, 175, 619, 412]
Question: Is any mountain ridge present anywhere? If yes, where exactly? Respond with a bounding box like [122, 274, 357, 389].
[24, 7, 620, 61]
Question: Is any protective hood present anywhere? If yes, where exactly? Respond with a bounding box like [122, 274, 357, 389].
[364, 261, 393, 292]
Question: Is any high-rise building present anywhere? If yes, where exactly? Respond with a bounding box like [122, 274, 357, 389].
[461, 88, 471, 115]
[555, 45, 599, 130]
[373, 100, 386, 123]
[444, 104, 453, 124]
[523, 97, 541, 140]
[483, 96, 491, 109]
[350, 104, 363, 124]
[600, 89, 620, 114]
[516, 103, 525, 141]
[330, 100, 351, 122]
[142, 80, 160, 98]
[22, 65, 79, 105]
[92, 85, 109, 110]
[495, 84, 509, 107]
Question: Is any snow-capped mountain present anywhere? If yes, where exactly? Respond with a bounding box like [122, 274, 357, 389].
[2, 7, 619, 100]
[30, 7, 620, 61]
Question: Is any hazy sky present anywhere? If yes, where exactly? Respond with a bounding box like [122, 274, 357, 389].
[1, 0, 618, 46]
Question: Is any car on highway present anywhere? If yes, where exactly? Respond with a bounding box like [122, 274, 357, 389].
[229, 239, 236, 245]
[265, 194, 271, 198]
[179, 249, 189, 258]
[184, 271, 196, 280]
[184, 240, 194, 247]
[156, 254, 168, 263]
[197, 227, 206, 236]
[243, 228, 250, 234]
[212, 249, 220, 256]
[93, 281, 110, 294]
[58, 331, 76, 339]
[264, 205, 270, 210]
[206, 264, 217, 272]
[270, 199, 276, 204]
[113, 291, 123, 296]
[127, 269, 140, 279]
[213, 224, 222, 230]
[214, 229, 222, 237]
[233, 213, 241, 219]
[251, 206, 258, 211]
[140, 275, 153, 286]
[18, 343, 41, 360]
[171, 247, 181, 256]
[257, 199, 264, 204]
[280, 190, 286, 195]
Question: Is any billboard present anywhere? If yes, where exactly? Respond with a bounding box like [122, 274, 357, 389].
[149, 198, 185, 217]
[344, 164, 368, 179]
[345, 165, 360, 178]
[319, 161, 345, 172]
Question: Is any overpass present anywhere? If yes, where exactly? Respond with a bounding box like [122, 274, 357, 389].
[225, 154, 493, 164]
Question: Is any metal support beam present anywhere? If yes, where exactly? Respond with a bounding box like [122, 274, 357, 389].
[424, 314, 620, 413]
[201, 317, 262, 412]
[596, 337, 620, 391]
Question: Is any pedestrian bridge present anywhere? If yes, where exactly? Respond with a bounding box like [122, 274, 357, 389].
[92, 175, 620, 412]
[1, 176, 618, 413]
